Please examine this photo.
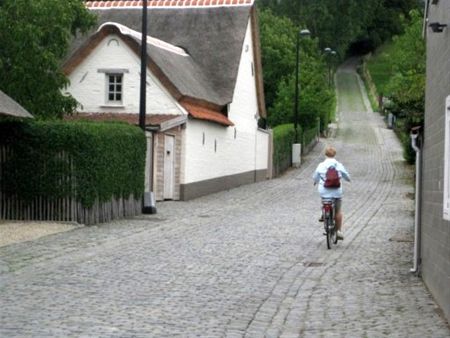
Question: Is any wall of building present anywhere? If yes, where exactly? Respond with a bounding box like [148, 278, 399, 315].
[66, 34, 183, 116]
[181, 20, 269, 199]
[422, 0, 450, 323]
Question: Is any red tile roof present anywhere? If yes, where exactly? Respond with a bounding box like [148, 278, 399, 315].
[85, 0, 253, 8]
[181, 102, 234, 126]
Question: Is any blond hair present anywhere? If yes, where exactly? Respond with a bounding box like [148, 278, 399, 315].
[325, 145, 336, 158]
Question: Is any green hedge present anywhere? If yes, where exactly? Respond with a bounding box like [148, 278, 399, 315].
[0, 120, 146, 208]
[273, 123, 295, 176]
[302, 126, 318, 148]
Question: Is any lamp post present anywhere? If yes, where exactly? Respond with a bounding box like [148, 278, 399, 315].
[294, 28, 311, 143]
[139, 0, 148, 130]
[139, 0, 157, 214]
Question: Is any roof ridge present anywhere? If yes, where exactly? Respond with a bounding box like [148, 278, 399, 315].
[86, 0, 254, 9]
[98, 22, 189, 56]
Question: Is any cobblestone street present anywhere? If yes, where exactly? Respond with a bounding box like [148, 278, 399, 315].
[1, 62, 449, 337]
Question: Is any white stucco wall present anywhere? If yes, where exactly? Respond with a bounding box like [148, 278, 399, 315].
[183, 19, 268, 184]
[66, 34, 184, 116]
[256, 129, 270, 171]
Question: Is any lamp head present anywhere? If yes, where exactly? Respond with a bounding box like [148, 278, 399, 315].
[299, 29, 311, 37]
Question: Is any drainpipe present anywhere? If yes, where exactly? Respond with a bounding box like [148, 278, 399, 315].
[410, 126, 422, 275]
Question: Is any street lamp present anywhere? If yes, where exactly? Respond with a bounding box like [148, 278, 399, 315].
[140, 0, 157, 214]
[294, 28, 311, 143]
[139, 0, 148, 130]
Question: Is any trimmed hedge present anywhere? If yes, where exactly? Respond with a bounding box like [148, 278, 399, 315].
[273, 123, 295, 177]
[302, 126, 318, 149]
[273, 123, 319, 177]
[0, 120, 146, 208]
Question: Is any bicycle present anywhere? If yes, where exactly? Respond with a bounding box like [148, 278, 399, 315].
[321, 198, 338, 249]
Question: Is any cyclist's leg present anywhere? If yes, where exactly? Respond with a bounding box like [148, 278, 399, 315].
[334, 199, 343, 231]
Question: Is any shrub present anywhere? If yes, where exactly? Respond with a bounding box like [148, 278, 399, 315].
[273, 123, 295, 176]
[0, 120, 146, 208]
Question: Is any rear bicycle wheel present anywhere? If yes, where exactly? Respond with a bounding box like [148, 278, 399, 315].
[332, 222, 338, 244]
[326, 218, 332, 249]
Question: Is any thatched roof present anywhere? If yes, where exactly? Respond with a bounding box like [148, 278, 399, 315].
[66, 3, 254, 107]
[0, 90, 33, 119]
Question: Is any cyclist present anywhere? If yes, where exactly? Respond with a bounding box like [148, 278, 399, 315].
[313, 145, 350, 240]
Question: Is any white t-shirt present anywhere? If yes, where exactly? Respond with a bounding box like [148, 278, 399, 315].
[312, 157, 350, 198]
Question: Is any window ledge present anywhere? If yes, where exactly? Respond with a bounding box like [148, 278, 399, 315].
[100, 104, 125, 108]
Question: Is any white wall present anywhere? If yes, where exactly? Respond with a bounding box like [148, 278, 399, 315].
[183, 19, 268, 184]
[229, 19, 260, 130]
[256, 129, 270, 171]
[66, 34, 184, 116]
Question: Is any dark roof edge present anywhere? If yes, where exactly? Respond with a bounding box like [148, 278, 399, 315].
[250, 6, 266, 119]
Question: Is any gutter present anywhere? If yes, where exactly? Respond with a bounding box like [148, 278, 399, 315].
[410, 126, 422, 275]
[423, 0, 430, 39]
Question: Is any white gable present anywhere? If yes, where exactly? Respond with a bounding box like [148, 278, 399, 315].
[229, 18, 259, 131]
[66, 34, 185, 116]
[182, 18, 267, 184]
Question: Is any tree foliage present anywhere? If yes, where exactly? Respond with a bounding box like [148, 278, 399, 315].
[385, 9, 425, 120]
[384, 9, 425, 163]
[257, 0, 420, 56]
[0, 0, 96, 119]
[259, 8, 335, 131]
[258, 9, 297, 111]
[268, 39, 334, 130]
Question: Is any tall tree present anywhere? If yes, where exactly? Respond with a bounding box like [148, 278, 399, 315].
[268, 37, 334, 130]
[386, 9, 425, 124]
[0, 0, 96, 118]
[258, 9, 297, 110]
[257, 0, 419, 55]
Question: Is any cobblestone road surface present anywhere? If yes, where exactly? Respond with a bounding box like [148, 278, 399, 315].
[1, 61, 449, 337]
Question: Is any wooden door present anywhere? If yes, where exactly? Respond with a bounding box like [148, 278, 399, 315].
[163, 135, 175, 200]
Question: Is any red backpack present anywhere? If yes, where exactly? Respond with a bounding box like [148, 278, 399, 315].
[324, 165, 341, 188]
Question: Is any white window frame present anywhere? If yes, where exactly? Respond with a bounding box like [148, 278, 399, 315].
[97, 69, 128, 107]
[106, 73, 123, 104]
[443, 96, 450, 220]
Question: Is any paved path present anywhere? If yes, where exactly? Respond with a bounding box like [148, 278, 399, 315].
[1, 61, 449, 337]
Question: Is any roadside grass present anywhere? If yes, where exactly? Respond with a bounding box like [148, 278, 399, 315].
[364, 41, 416, 164]
[366, 41, 395, 96]
[336, 72, 366, 112]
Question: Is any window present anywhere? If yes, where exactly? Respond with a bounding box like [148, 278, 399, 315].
[97, 69, 128, 106]
[444, 96, 450, 220]
[107, 74, 123, 103]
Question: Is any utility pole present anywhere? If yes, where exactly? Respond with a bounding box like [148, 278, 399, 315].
[139, 0, 148, 130]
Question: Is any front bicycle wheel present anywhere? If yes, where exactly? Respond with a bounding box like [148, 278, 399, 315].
[326, 218, 332, 249]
